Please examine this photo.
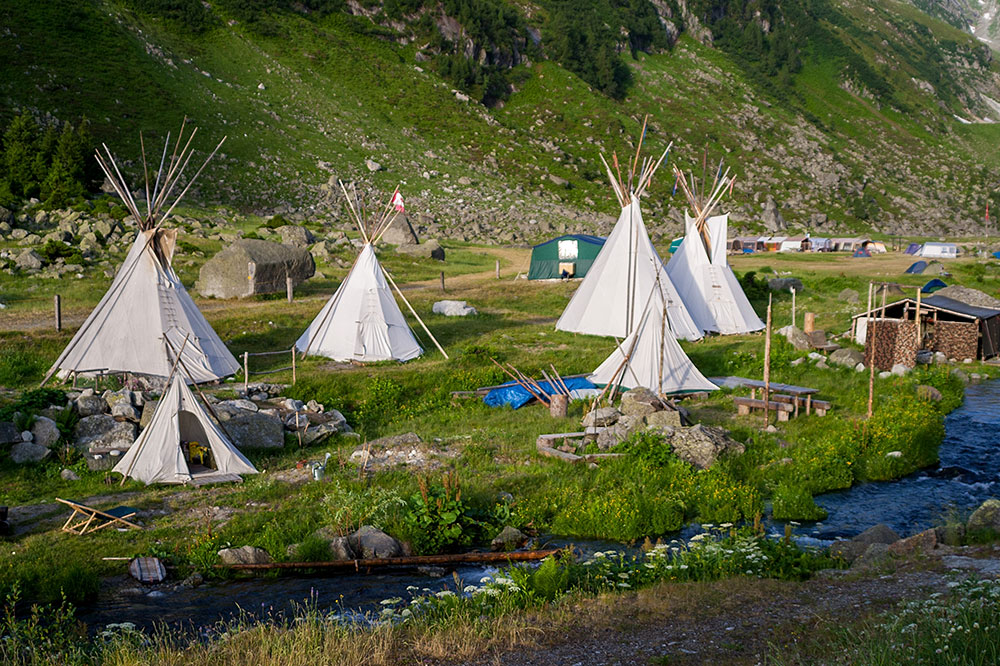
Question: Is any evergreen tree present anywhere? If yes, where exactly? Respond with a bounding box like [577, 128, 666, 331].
[41, 122, 88, 206]
[2, 113, 41, 199]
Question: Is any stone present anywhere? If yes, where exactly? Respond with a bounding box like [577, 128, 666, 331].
[645, 410, 682, 429]
[838, 288, 860, 304]
[60, 468, 80, 481]
[30, 416, 61, 448]
[327, 535, 356, 561]
[890, 363, 910, 376]
[935, 523, 965, 547]
[432, 300, 477, 317]
[887, 529, 937, 557]
[306, 400, 324, 413]
[196, 239, 315, 299]
[73, 415, 137, 451]
[365, 159, 382, 172]
[665, 424, 745, 470]
[14, 249, 43, 270]
[10, 441, 50, 464]
[852, 542, 892, 569]
[777, 325, 811, 351]
[282, 398, 306, 412]
[916, 385, 943, 402]
[225, 411, 284, 449]
[217, 546, 272, 565]
[396, 238, 445, 261]
[348, 525, 402, 559]
[582, 407, 620, 428]
[829, 540, 868, 563]
[76, 395, 108, 416]
[547, 174, 569, 187]
[761, 196, 787, 231]
[855, 362, 866, 372]
[180, 572, 204, 588]
[768, 277, 803, 293]
[21, 431, 32, 442]
[380, 215, 420, 246]
[951, 369, 970, 384]
[217, 399, 259, 413]
[853, 523, 900, 545]
[277, 225, 316, 248]
[111, 402, 140, 422]
[139, 401, 159, 428]
[0, 422, 20, 445]
[620, 387, 662, 417]
[879, 371, 892, 379]
[491, 526, 528, 551]
[967, 499, 1000, 534]
[830, 348, 864, 368]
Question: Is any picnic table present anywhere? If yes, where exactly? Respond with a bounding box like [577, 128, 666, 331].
[711, 377, 826, 417]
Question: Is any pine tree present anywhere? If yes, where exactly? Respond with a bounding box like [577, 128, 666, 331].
[2, 113, 41, 199]
[41, 122, 88, 206]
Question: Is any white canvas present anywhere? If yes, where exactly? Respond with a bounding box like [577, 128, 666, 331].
[666, 213, 765, 336]
[589, 291, 717, 395]
[113, 373, 257, 485]
[556, 200, 701, 340]
[296, 244, 422, 362]
[49, 230, 240, 383]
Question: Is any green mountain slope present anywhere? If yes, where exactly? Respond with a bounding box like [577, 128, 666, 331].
[2, 0, 1000, 241]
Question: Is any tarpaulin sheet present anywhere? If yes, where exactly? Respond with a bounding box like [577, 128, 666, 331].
[483, 376, 596, 410]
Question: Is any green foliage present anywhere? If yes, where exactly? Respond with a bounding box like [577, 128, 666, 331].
[542, 0, 633, 99]
[352, 377, 407, 434]
[37, 240, 84, 266]
[0, 114, 97, 208]
[0, 351, 48, 391]
[616, 428, 676, 467]
[404, 471, 484, 554]
[0, 587, 90, 665]
[771, 482, 827, 521]
[322, 478, 406, 535]
[0, 388, 65, 421]
[294, 534, 332, 562]
[737, 270, 770, 302]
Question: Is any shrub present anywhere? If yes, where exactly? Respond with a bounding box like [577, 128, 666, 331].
[616, 429, 676, 466]
[404, 471, 487, 554]
[322, 479, 406, 536]
[772, 483, 827, 521]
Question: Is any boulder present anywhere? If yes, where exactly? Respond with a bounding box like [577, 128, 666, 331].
[830, 348, 864, 368]
[665, 424, 745, 470]
[60, 468, 80, 481]
[768, 277, 803, 293]
[829, 539, 869, 563]
[348, 525, 402, 559]
[852, 542, 892, 569]
[967, 499, 1000, 534]
[887, 529, 938, 557]
[582, 407, 620, 428]
[76, 395, 108, 416]
[139, 400, 159, 428]
[73, 415, 137, 451]
[491, 526, 528, 552]
[196, 239, 315, 299]
[111, 402, 140, 422]
[853, 523, 900, 545]
[620, 387, 661, 417]
[224, 411, 284, 449]
[951, 369, 970, 384]
[217, 399, 258, 413]
[380, 215, 420, 246]
[0, 422, 20, 445]
[30, 416, 61, 448]
[916, 385, 943, 402]
[838, 288, 860, 304]
[891, 364, 910, 376]
[277, 225, 316, 248]
[217, 546, 273, 565]
[396, 238, 445, 261]
[14, 249, 43, 270]
[432, 300, 477, 317]
[777, 325, 811, 351]
[10, 441, 50, 464]
[645, 410, 682, 429]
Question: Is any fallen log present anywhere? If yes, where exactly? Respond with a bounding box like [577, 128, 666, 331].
[215, 548, 563, 571]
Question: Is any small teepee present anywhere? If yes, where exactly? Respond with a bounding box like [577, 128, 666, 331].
[556, 119, 701, 341]
[113, 339, 257, 485]
[666, 159, 764, 335]
[589, 280, 717, 395]
[43, 121, 238, 385]
[296, 183, 447, 362]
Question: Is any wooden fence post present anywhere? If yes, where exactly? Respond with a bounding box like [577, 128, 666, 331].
[763, 294, 772, 424]
[495, 259, 500, 279]
[286, 277, 293, 303]
[291, 348, 297, 385]
[243, 352, 249, 394]
[54, 294, 62, 331]
[790, 287, 796, 329]
[439, 271, 445, 293]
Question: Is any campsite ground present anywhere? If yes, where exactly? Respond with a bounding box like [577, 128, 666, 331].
[2, 240, 1000, 664]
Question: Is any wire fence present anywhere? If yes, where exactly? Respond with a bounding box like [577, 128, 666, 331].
[241, 348, 297, 389]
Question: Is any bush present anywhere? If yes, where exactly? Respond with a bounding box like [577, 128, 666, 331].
[616, 429, 676, 467]
[772, 483, 827, 521]
[403, 472, 488, 554]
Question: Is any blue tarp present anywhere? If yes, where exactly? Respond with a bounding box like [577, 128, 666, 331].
[993, 251, 1000, 260]
[484, 376, 597, 410]
[922, 278, 947, 294]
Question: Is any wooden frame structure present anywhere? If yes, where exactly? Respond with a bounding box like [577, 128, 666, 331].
[57, 498, 142, 535]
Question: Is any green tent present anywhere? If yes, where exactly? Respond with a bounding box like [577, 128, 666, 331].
[528, 234, 606, 280]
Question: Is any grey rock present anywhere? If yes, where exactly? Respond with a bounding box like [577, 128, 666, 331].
[196, 239, 315, 299]
[620, 387, 662, 417]
[305, 400, 324, 413]
[829, 539, 869, 563]
[852, 542, 892, 569]
[380, 215, 420, 246]
[277, 225, 316, 248]
[830, 348, 864, 368]
[879, 371, 892, 379]
[180, 572, 204, 588]
[76, 395, 108, 416]
[139, 400, 159, 428]
[15, 249, 43, 270]
[916, 385, 943, 402]
[10, 441, 50, 464]
[73, 415, 137, 450]
[60, 468, 80, 481]
[891, 363, 910, 376]
[348, 525, 402, 559]
[21, 430, 32, 442]
[838, 288, 860, 304]
[218, 546, 273, 565]
[547, 174, 569, 187]
[365, 159, 381, 172]
[852, 523, 901, 546]
[951, 369, 970, 384]
[665, 424, 745, 470]
[31, 416, 61, 448]
[645, 410, 682, 429]
[327, 535, 356, 561]
[432, 300, 477, 317]
[761, 196, 787, 232]
[225, 411, 284, 449]
[777, 325, 811, 351]
[217, 399, 258, 413]
[768, 277, 803, 293]
[491, 526, 528, 552]
[582, 407, 620, 428]
[111, 402, 140, 422]
[0, 422, 20, 445]
[282, 398, 306, 412]
[596, 422, 629, 450]
[967, 499, 1000, 534]
[396, 238, 445, 260]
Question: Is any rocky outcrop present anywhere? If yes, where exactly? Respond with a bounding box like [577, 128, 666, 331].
[220, 411, 285, 449]
[396, 238, 445, 260]
[348, 525, 402, 559]
[196, 239, 315, 299]
[30, 416, 61, 448]
[665, 424, 745, 470]
[73, 415, 136, 451]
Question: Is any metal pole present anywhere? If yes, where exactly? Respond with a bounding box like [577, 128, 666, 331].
[54, 294, 62, 331]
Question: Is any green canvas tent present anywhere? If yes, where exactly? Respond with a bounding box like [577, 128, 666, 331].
[528, 234, 605, 280]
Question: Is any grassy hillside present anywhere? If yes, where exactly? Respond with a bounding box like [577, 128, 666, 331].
[2, 0, 1000, 239]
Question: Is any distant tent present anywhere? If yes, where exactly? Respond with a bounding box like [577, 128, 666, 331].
[905, 261, 928, 275]
[920, 242, 958, 258]
[867, 241, 888, 254]
[922, 278, 947, 294]
[113, 364, 257, 485]
[556, 129, 701, 341]
[810, 237, 831, 252]
[992, 251, 1000, 260]
[297, 184, 445, 362]
[853, 247, 871, 258]
[668, 237, 683, 253]
[528, 234, 605, 280]
[924, 261, 950, 277]
[43, 123, 239, 386]
[905, 243, 922, 255]
[665, 160, 764, 336]
[779, 236, 806, 252]
[589, 284, 717, 395]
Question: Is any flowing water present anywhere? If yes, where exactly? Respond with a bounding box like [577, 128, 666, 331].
[79, 381, 1000, 633]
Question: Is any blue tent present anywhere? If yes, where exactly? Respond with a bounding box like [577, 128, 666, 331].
[852, 247, 871, 258]
[904, 243, 922, 255]
[922, 278, 947, 294]
[905, 261, 928, 275]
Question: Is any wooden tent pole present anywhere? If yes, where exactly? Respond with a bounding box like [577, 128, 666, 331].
[379, 265, 449, 359]
[915, 287, 922, 350]
[763, 294, 772, 424]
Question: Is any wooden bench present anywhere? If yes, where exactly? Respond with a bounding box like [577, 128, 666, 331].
[771, 394, 832, 417]
[733, 397, 794, 421]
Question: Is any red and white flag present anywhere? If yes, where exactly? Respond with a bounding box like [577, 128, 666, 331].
[392, 189, 404, 213]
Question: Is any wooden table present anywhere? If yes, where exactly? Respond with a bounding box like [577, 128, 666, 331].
[712, 377, 821, 417]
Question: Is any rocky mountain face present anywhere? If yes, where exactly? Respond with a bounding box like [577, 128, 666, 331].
[913, 0, 1000, 51]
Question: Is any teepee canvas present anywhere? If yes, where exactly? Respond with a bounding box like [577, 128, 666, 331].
[113, 370, 257, 485]
[43, 122, 238, 385]
[556, 128, 701, 341]
[590, 284, 717, 395]
[666, 162, 763, 335]
[296, 183, 446, 362]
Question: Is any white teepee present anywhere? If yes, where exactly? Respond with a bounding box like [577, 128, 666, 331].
[556, 133, 701, 341]
[666, 162, 763, 335]
[296, 182, 446, 362]
[43, 122, 238, 385]
[113, 370, 257, 485]
[589, 286, 717, 395]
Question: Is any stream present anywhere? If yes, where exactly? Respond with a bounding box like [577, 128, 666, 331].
[78, 380, 1000, 634]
